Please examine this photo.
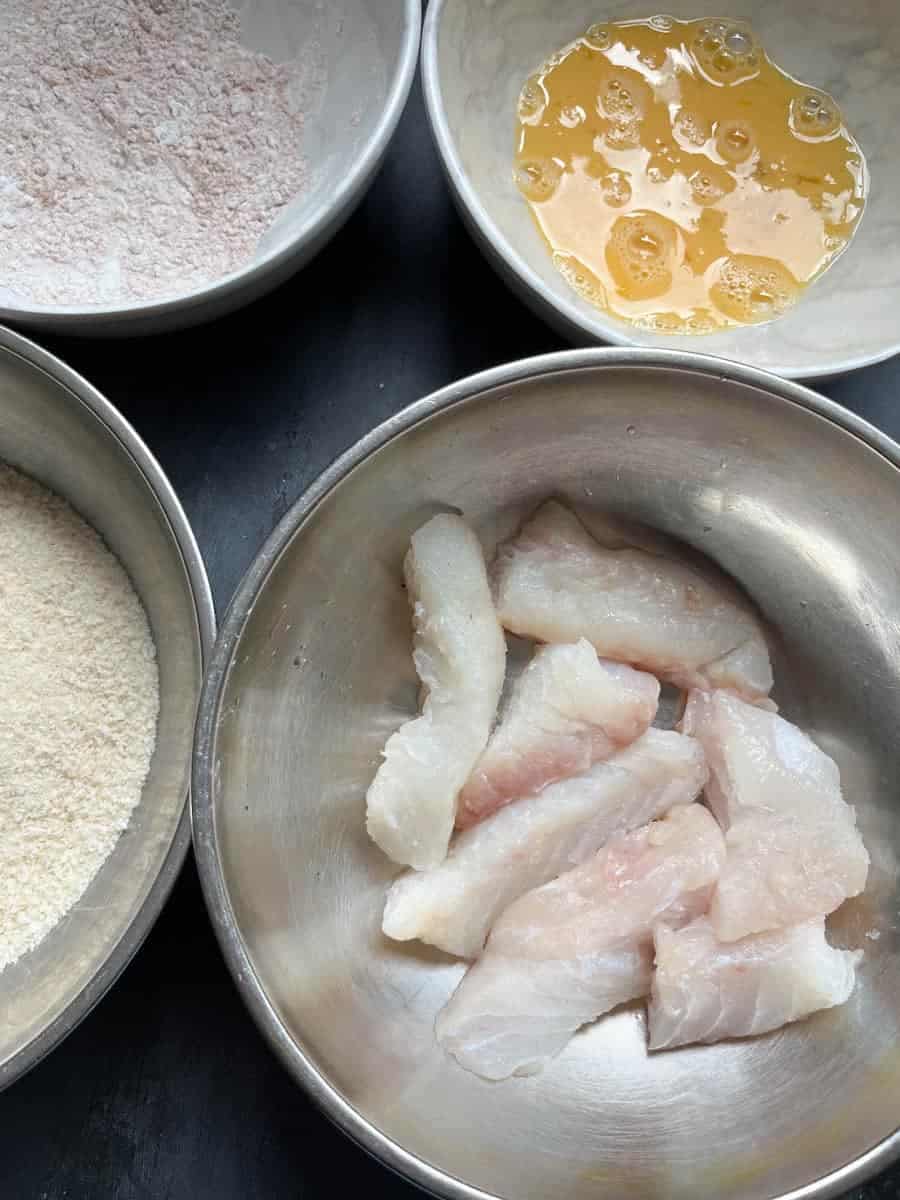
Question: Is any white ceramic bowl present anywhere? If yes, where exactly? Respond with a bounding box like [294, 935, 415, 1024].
[3, 1, 419, 336]
[422, 0, 900, 379]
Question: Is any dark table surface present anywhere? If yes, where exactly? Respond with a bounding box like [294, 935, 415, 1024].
[3, 65, 900, 1200]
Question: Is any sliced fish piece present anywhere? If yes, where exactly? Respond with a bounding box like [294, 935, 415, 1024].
[649, 916, 861, 1049]
[435, 804, 725, 1079]
[682, 689, 869, 941]
[493, 500, 772, 699]
[366, 515, 506, 869]
[456, 639, 659, 829]
[384, 728, 707, 959]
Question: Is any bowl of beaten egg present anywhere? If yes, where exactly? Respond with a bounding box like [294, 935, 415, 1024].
[422, 1, 899, 378]
[195, 348, 900, 1200]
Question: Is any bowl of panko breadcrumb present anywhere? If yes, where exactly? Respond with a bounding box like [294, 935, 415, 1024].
[194, 347, 900, 1200]
[0, 327, 213, 1088]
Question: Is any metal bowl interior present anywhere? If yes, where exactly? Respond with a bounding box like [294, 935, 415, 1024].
[194, 349, 900, 1200]
[422, 0, 900, 380]
[2, 0, 419, 336]
[0, 327, 214, 1088]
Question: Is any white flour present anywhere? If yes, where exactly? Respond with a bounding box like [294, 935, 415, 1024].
[0, 0, 319, 307]
[0, 465, 159, 971]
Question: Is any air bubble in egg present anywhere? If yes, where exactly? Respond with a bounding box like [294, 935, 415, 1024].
[674, 109, 711, 148]
[560, 104, 584, 128]
[518, 77, 546, 121]
[750, 287, 774, 312]
[789, 90, 841, 140]
[585, 24, 610, 48]
[692, 21, 760, 84]
[709, 254, 800, 323]
[606, 212, 676, 299]
[605, 122, 641, 149]
[725, 29, 752, 54]
[514, 157, 563, 202]
[630, 231, 662, 260]
[689, 168, 727, 204]
[600, 172, 632, 207]
[716, 120, 754, 163]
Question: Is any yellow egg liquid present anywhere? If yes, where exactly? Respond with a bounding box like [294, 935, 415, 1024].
[514, 16, 868, 332]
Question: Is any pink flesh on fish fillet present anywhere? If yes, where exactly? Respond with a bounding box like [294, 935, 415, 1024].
[649, 915, 861, 1049]
[435, 804, 725, 1079]
[493, 501, 772, 700]
[383, 729, 707, 959]
[456, 638, 659, 829]
[681, 689, 869, 941]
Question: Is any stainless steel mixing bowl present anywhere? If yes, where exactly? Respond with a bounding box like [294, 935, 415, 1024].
[0, 326, 214, 1088]
[2, 1, 420, 336]
[193, 349, 900, 1200]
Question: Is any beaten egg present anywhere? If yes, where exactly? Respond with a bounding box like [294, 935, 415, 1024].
[514, 15, 868, 332]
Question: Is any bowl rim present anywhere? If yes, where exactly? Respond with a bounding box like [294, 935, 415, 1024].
[192, 345, 900, 1200]
[420, 0, 900, 383]
[0, 0, 421, 329]
[0, 324, 216, 1091]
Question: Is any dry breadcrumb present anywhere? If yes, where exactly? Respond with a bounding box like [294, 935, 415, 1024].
[0, 464, 159, 970]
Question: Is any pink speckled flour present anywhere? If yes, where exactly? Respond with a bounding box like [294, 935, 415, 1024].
[0, 0, 320, 307]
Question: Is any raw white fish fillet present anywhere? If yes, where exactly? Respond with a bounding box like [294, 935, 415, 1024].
[384, 728, 707, 959]
[682, 689, 869, 941]
[649, 916, 861, 1049]
[366, 515, 506, 869]
[493, 501, 773, 700]
[435, 804, 725, 1079]
[456, 639, 659, 829]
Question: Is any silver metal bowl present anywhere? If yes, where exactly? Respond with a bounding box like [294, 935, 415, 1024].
[0, 326, 214, 1088]
[422, 0, 900, 379]
[193, 349, 900, 1200]
[3, 1, 420, 337]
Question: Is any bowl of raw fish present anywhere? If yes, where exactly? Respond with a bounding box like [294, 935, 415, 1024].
[0, 327, 215, 1088]
[422, 0, 900, 379]
[193, 347, 900, 1200]
[2, 1, 419, 336]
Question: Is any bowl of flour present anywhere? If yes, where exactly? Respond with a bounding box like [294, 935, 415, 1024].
[0, 0, 420, 335]
[0, 326, 214, 1088]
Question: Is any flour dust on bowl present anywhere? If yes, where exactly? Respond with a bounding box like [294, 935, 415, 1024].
[0, 328, 214, 1089]
[193, 348, 900, 1200]
[422, 0, 900, 378]
[0, 0, 419, 335]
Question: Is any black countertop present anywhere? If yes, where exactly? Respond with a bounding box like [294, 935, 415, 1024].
[4, 69, 900, 1200]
